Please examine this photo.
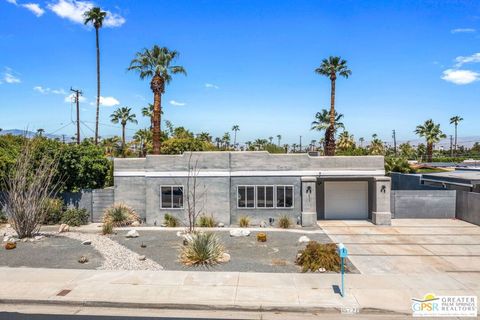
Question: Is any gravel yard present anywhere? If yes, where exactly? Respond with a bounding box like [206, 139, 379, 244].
[0, 234, 103, 269]
[111, 229, 358, 273]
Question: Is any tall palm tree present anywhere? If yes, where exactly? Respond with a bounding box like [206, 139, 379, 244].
[197, 132, 212, 142]
[337, 131, 355, 151]
[141, 104, 154, 130]
[415, 119, 446, 162]
[232, 125, 240, 147]
[84, 7, 107, 145]
[128, 45, 186, 154]
[315, 56, 352, 156]
[359, 137, 365, 148]
[311, 109, 345, 134]
[276, 134, 282, 146]
[101, 136, 121, 157]
[369, 134, 385, 155]
[110, 107, 138, 157]
[222, 132, 231, 149]
[449, 115, 463, 156]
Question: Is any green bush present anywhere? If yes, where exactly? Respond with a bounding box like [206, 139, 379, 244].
[239, 216, 250, 228]
[164, 213, 179, 227]
[102, 221, 114, 235]
[295, 242, 341, 273]
[42, 198, 65, 225]
[278, 215, 291, 229]
[179, 232, 226, 266]
[198, 215, 215, 227]
[103, 203, 140, 227]
[61, 208, 89, 226]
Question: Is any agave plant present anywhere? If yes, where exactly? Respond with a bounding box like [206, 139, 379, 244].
[103, 203, 140, 227]
[179, 232, 226, 266]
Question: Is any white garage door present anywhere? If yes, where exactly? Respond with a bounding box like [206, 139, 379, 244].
[324, 181, 368, 219]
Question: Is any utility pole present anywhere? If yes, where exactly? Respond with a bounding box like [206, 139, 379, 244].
[299, 136, 302, 153]
[450, 135, 453, 158]
[70, 87, 82, 145]
[392, 130, 397, 156]
[62, 134, 66, 144]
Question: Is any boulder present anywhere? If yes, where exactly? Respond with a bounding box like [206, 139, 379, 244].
[78, 256, 88, 264]
[131, 221, 141, 227]
[81, 240, 92, 245]
[217, 222, 225, 228]
[5, 241, 16, 250]
[58, 224, 70, 233]
[138, 255, 146, 261]
[219, 252, 231, 263]
[318, 267, 326, 273]
[229, 229, 250, 237]
[126, 230, 139, 238]
[298, 235, 310, 243]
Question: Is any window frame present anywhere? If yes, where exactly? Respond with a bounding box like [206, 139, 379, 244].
[160, 185, 184, 209]
[236, 184, 294, 209]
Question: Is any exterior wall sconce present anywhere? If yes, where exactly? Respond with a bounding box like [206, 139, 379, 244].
[306, 186, 312, 194]
[381, 185, 386, 193]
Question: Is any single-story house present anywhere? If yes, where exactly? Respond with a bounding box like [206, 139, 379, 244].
[113, 152, 391, 226]
[421, 168, 480, 193]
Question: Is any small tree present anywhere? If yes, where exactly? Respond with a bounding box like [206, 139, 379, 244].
[2, 141, 60, 238]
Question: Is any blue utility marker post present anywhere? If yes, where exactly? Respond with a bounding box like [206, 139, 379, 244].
[337, 243, 348, 297]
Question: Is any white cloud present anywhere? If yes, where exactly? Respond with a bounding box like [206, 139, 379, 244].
[47, 0, 125, 28]
[22, 3, 44, 17]
[99, 96, 120, 107]
[205, 83, 219, 89]
[454, 53, 480, 67]
[5, 0, 17, 4]
[451, 28, 476, 34]
[169, 100, 186, 106]
[33, 86, 66, 94]
[65, 93, 86, 103]
[2, 68, 21, 84]
[441, 69, 479, 85]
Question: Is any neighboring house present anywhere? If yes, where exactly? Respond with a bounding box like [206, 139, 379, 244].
[113, 152, 391, 226]
[421, 168, 480, 192]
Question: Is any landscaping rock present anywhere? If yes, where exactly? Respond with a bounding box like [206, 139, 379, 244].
[3, 236, 12, 243]
[138, 255, 146, 261]
[58, 224, 70, 233]
[318, 267, 326, 273]
[34, 235, 44, 241]
[298, 236, 310, 243]
[126, 230, 139, 238]
[219, 252, 231, 263]
[217, 223, 225, 228]
[229, 229, 250, 237]
[78, 256, 88, 264]
[260, 221, 267, 228]
[131, 221, 140, 227]
[81, 240, 92, 245]
[5, 241, 16, 250]
[176, 231, 184, 237]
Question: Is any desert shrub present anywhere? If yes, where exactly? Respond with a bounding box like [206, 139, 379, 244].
[257, 232, 267, 242]
[164, 213, 179, 227]
[295, 242, 341, 273]
[198, 215, 215, 227]
[42, 198, 65, 225]
[102, 221, 114, 235]
[61, 208, 89, 227]
[103, 203, 140, 227]
[239, 216, 250, 228]
[179, 232, 226, 266]
[278, 215, 291, 229]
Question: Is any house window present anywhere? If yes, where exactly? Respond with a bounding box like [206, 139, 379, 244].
[257, 186, 274, 208]
[276, 186, 293, 208]
[161, 186, 184, 209]
[238, 186, 255, 208]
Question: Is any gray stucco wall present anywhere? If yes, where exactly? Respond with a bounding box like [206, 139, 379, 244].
[114, 176, 146, 220]
[391, 190, 456, 218]
[391, 173, 443, 190]
[456, 191, 480, 226]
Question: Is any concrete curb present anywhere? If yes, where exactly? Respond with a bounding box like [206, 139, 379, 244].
[0, 298, 410, 315]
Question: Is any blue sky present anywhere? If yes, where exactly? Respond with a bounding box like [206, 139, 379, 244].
[0, 0, 479, 145]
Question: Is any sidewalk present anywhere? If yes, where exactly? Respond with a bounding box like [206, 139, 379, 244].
[0, 267, 479, 315]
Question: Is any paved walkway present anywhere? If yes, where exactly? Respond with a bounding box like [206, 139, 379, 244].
[318, 219, 480, 274]
[0, 267, 478, 315]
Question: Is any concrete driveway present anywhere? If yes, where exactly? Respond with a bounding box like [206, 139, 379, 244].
[318, 219, 480, 274]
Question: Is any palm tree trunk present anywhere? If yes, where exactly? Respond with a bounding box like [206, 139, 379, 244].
[454, 124, 458, 157]
[122, 124, 126, 158]
[325, 77, 336, 156]
[151, 75, 164, 154]
[234, 131, 237, 147]
[95, 27, 100, 145]
[427, 142, 433, 162]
